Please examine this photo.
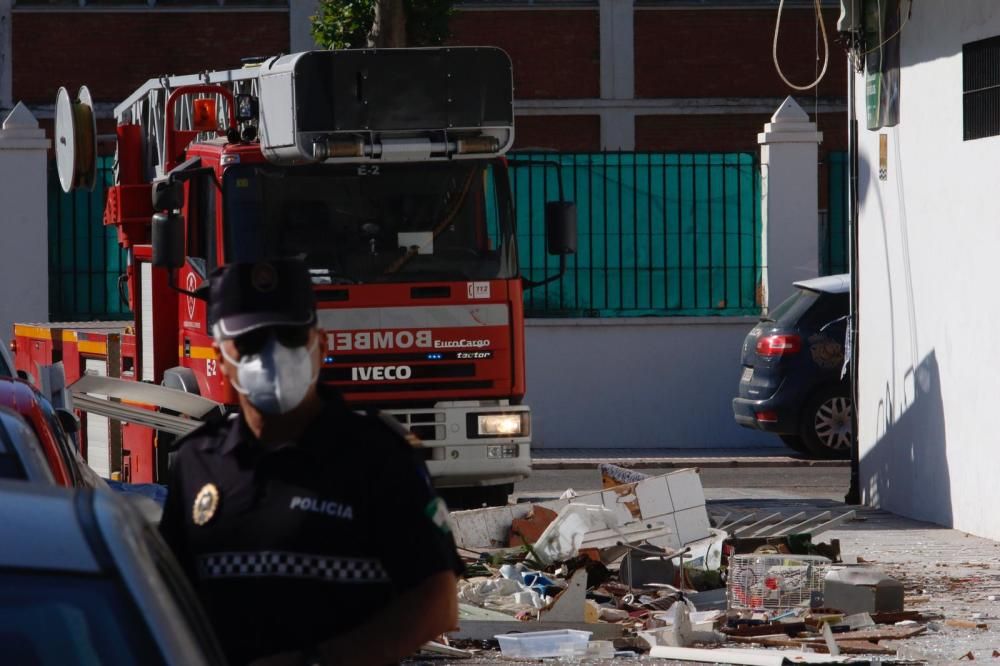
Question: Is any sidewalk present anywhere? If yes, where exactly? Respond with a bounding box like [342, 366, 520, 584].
[708, 494, 1000, 663]
[531, 447, 849, 469]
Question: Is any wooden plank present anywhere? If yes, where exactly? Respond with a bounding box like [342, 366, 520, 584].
[870, 610, 922, 624]
[730, 636, 899, 656]
[721, 622, 806, 637]
[821, 625, 927, 641]
[945, 619, 988, 630]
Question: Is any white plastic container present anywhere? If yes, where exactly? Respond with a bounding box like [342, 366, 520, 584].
[494, 629, 592, 658]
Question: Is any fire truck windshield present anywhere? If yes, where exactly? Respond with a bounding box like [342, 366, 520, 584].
[223, 160, 517, 284]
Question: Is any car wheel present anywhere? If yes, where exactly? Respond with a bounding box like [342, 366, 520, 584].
[779, 434, 809, 454]
[800, 387, 853, 459]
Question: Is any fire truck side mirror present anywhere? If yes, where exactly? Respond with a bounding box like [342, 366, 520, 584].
[152, 212, 185, 270]
[544, 201, 577, 256]
[152, 176, 184, 212]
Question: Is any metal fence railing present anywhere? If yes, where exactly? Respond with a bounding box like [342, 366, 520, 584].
[48, 152, 767, 321]
[823, 151, 850, 276]
[48, 157, 131, 321]
[509, 152, 763, 317]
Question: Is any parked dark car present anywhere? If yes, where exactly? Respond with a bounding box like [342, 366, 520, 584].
[0, 406, 56, 483]
[0, 337, 13, 378]
[732, 274, 852, 458]
[0, 377, 104, 488]
[0, 480, 226, 664]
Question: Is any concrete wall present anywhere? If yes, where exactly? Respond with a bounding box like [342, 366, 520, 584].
[525, 318, 776, 449]
[855, 1, 1000, 536]
[0, 104, 48, 343]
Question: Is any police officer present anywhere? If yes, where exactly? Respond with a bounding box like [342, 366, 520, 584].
[160, 258, 463, 666]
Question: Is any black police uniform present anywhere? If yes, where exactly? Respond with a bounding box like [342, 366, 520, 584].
[159, 387, 464, 664]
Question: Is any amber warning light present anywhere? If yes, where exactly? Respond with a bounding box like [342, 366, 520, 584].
[192, 98, 218, 132]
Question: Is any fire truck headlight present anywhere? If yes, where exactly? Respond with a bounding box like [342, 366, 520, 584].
[477, 414, 524, 436]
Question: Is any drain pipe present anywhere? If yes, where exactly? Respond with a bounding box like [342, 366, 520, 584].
[845, 33, 861, 506]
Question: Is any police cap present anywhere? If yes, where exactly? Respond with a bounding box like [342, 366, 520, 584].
[207, 258, 317, 339]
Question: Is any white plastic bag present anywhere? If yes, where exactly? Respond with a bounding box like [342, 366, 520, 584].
[531, 503, 620, 565]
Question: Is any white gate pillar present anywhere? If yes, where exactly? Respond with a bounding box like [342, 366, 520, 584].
[0, 103, 50, 340]
[758, 96, 823, 309]
[289, 0, 321, 52]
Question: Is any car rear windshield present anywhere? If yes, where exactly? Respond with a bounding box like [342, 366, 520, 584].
[0, 571, 165, 665]
[764, 287, 820, 325]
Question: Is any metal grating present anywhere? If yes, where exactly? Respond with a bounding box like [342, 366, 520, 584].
[963, 36, 1000, 141]
[48, 156, 130, 321]
[509, 152, 763, 318]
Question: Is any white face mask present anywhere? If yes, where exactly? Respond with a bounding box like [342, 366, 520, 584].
[220, 334, 319, 415]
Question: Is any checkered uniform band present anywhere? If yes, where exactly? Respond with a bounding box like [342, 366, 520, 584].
[197, 551, 390, 584]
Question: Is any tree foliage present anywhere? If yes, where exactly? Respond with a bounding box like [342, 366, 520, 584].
[311, 0, 455, 50]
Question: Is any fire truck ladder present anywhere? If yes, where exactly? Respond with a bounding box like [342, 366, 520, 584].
[114, 63, 266, 182]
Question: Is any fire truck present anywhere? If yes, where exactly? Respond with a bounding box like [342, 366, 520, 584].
[13, 48, 576, 505]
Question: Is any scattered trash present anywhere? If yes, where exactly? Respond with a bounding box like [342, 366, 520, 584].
[446, 469, 954, 662]
[945, 618, 989, 630]
[532, 503, 621, 565]
[637, 602, 725, 647]
[824, 566, 905, 614]
[841, 612, 876, 630]
[727, 554, 831, 612]
[649, 645, 861, 664]
[509, 505, 557, 547]
[418, 641, 473, 659]
[583, 640, 615, 658]
[494, 629, 591, 658]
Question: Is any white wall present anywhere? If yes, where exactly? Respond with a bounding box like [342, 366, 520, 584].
[0, 104, 48, 343]
[525, 318, 777, 449]
[856, 1, 1000, 536]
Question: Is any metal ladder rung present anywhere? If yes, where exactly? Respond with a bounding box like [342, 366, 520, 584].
[733, 513, 784, 537]
[750, 511, 808, 538]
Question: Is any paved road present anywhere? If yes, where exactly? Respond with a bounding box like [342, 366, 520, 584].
[515, 465, 852, 502]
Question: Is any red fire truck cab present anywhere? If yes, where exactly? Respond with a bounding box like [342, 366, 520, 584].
[16, 48, 576, 505]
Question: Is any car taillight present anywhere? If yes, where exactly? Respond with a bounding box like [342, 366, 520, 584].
[756, 334, 801, 356]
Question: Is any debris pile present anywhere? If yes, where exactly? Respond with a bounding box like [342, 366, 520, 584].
[441, 465, 946, 663]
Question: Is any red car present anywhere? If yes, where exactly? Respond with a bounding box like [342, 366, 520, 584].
[0, 377, 102, 488]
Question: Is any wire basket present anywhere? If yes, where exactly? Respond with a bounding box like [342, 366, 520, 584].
[727, 554, 831, 612]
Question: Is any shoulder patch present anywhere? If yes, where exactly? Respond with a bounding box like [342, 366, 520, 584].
[424, 496, 453, 534]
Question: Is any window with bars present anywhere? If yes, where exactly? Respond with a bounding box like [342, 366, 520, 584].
[963, 36, 1000, 141]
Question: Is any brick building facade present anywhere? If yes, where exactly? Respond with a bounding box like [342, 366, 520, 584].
[0, 0, 845, 160]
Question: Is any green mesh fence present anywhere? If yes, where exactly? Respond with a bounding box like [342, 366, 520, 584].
[48, 156, 131, 321]
[509, 152, 763, 317]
